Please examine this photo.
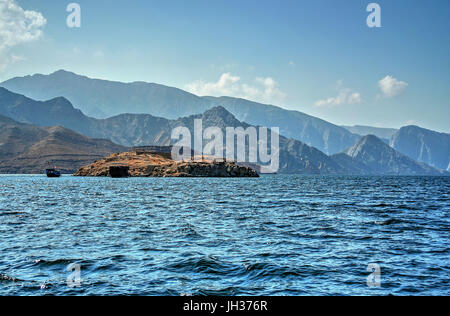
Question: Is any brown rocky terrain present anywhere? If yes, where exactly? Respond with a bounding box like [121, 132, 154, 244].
[73, 151, 259, 178]
[0, 115, 127, 174]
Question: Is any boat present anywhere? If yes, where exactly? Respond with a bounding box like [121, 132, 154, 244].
[46, 168, 61, 178]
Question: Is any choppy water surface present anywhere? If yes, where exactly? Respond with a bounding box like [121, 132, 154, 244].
[0, 175, 448, 296]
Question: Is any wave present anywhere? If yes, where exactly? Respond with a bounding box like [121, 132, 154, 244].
[0, 273, 22, 283]
[374, 218, 403, 226]
[166, 255, 243, 276]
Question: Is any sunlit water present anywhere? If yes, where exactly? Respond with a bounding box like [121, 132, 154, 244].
[0, 175, 448, 296]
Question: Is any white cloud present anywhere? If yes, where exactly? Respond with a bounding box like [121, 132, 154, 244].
[0, 0, 46, 71]
[378, 75, 408, 98]
[314, 82, 362, 108]
[185, 73, 286, 104]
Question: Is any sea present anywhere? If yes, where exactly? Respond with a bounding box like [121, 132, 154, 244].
[0, 175, 448, 296]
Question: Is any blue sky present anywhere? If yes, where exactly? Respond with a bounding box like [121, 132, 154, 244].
[1, 0, 449, 132]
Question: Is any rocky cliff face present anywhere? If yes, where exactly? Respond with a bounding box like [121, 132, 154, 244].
[74, 151, 259, 178]
[390, 125, 450, 171]
[203, 96, 360, 154]
[333, 135, 448, 176]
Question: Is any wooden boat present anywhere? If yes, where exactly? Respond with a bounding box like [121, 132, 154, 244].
[46, 168, 61, 178]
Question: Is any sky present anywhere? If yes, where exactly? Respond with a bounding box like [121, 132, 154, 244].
[0, 0, 449, 132]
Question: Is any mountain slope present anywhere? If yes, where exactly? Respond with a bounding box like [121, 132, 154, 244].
[170, 106, 344, 174]
[204, 96, 361, 154]
[0, 115, 127, 174]
[332, 135, 447, 176]
[1, 70, 208, 119]
[342, 125, 398, 141]
[0, 87, 97, 136]
[390, 125, 450, 171]
[1, 70, 360, 154]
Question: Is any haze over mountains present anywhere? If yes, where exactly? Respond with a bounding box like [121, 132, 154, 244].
[391, 126, 450, 171]
[342, 125, 398, 142]
[332, 135, 444, 176]
[1, 70, 360, 155]
[0, 86, 447, 176]
[343, 123, 450, 172]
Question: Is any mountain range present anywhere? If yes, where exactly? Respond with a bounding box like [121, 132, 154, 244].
[332, 135, 444, 175]
[1, 70, 360, 155]
[391, 126, 450, 171]
[342, 125, 398, 142]
[0, 88, 343, 174]
[0, 86, 447, 176]
[0, 114, 127, 174]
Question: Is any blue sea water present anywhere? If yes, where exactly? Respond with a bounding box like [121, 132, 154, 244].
[0, 175, 448, 296]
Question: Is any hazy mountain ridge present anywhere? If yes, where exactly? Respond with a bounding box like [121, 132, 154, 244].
[0, 87, 97, 136]
[1, 70, 360, 154]
[332, 135, 447, 176]
[342, 125, 398, 141]
[390, 125, 450, 171]
[1, 70, 208, 119]
[0, 114, 127, 174]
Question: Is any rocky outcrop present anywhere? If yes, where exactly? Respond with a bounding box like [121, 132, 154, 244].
[73, 151, 259, 178]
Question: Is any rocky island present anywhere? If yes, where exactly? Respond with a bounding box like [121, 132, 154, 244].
[73, 150, 259, 178]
